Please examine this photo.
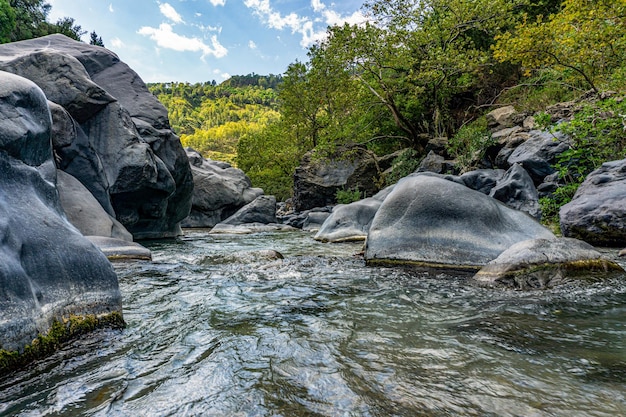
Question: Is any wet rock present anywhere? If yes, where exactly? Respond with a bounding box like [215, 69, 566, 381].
[560, 159, 626, 246]
[364, 175, 555, 269]
[0, 71, 122, 354]
[473, 238, 624, 289]
[86, 236, 152, 261]
[302, 211, 331, 232]
[489, 164, 540, 219]
[314, 186, 394, 242]
[183, 148, 263, 228]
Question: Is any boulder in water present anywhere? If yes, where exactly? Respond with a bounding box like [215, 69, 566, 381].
[473, 238, 624, 289]
[0, 71, 122, 365]
[364, 175, 555, 269]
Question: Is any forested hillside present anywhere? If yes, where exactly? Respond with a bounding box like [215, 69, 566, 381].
[147, 75, 281, 164]
[232, 0, 625, 206]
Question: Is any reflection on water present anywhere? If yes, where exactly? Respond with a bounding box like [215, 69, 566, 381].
[1, 230, 625, 416]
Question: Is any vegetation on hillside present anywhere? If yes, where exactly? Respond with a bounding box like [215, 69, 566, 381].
[233, 0, 625, 217]
[147, 76, 281, 165]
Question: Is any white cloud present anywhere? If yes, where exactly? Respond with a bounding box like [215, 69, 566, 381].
[248, 40, 257, 49]
[109, 3, 114, 13]
[138, 23, 228, 58]
[159, 3, 184, 24]
[209, 0, 226, 5]
[245, 0, 367, 48]
[110, 37, 125, 48]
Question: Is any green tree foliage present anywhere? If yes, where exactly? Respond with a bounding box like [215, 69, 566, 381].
[4, 0, 94, 43]
[148, 75, 281, 165]
[0, 0, 16, 43]
[89, 30, 103, 46]
[493, 0, 626, 92]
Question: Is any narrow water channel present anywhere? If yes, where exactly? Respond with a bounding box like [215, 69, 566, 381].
[1, 230, 625, 416]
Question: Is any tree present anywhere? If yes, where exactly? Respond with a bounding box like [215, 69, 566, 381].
[89, 30, 103, 46]
[50, 16, 85, 41]
[493, 0, 626, 92]
[9, 0, 51, 41]
[0, 0, 16, 43]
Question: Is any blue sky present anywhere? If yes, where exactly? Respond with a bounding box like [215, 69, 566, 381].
[46, 0, 367, 83]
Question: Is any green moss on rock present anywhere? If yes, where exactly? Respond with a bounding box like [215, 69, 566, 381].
[0, 312, 125, 375]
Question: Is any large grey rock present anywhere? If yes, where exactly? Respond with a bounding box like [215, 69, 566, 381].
[473, 238, 624, 289]
[0, 34, 193, 239]
[221, 195, 277, 225]
[364, 175, 555, 269]
[86, 236, 152, 261]
[182, 148, 263, 228]
[314, 186, 394, 242]
[489, 163, 540, 219]
[507, 130, 570, 183]
[0, 71, 122, 354]
[292, 147, 382, 212]
[56, 170, 132, 241]
[560, 159, 626, 246]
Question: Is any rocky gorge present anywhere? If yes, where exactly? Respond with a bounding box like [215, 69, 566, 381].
[1, 33, 625, 382]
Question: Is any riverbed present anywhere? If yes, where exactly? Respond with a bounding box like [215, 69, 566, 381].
[1, 230, 625, 416]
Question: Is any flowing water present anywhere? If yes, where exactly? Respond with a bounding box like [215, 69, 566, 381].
[1, 230, 626, 416]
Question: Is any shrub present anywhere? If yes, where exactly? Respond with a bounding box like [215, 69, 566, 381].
[448, 117, 494, 172]
[335, 187, 363, 204]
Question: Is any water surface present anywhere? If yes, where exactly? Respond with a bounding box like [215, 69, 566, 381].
[1, 230, 625, 416]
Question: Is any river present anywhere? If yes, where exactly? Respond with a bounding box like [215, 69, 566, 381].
[1, 230, 625, 416]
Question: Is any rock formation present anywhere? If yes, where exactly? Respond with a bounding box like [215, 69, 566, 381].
[364, 175, 555, 269]
[182, 148, 263, 228]
[0, 71, 122, 360]
[560, 159, 626, 246]
[473, 238, 624, 289]
[0, 34, 193, 239]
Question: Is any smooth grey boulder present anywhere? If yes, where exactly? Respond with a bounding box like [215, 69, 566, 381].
[0, 34, 193, 239]
[365, 175, 555, 269]
[314, 198, 382, 242]
[489, 163, 540, 219]
[56, 170, 132, 241]
[473, 238, 624, 289]
[0, 72, 122, 354]
[292, 147, 382, 212]
[221, 195, 277, 225]
[86, 236, 152, 261]
[560, 159, 626, 246]
[507, 130, 570, 183]
[302, 211, 331, 232]
[314, 186, 395, 242]
[182, 148, 263, 228]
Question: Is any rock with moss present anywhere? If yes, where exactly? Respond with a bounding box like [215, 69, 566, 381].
[473, 238, 624, 289]
[364, 175, 555, 269]
[0, 71, 122, 370]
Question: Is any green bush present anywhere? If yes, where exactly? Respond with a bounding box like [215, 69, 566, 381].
[540, 95, 626, 225]
[335, 187, 363, 204]
[448, 117, 494, 172]
[385, 148, 421, 185]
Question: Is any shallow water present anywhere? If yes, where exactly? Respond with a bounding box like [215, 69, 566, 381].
[1, 230, 626, 416]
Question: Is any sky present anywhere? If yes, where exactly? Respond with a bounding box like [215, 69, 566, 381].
[45, 0, 367, 83]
